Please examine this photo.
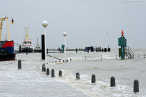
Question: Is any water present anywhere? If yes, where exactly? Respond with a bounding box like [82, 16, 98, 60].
[0, 48, 146, 97]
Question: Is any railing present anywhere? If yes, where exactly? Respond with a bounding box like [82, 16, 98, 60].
[125, 46, 134, 59]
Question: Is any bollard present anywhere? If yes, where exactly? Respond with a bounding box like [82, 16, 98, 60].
[101, 55, 102, 61]
[108, 48, 111, 52]
[26, 49, 28, 55]
[91, 74, 96, 84]
[46, 68, 49, 75]
[76, 72, 80, 80]
[76, 48, 77, 53]
[42, 64, 46, 72]
[59, 70, 62, 77]
[66, 59, 68, 62]
[110, 76, 115, 87]
[104, 48, 107, 52]
[51, 69, 55, 78]
[63, 60, 64, 63]
[102, 48, 104, 52]
[70, 59, 72, 61]
[47, 48, 48, 54]
[18, 60, 21, 69]
[85, 56, 86, 61]
[134, 80, 139, 93]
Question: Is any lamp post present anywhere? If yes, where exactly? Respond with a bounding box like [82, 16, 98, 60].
[63, 32, 67, 62]
[42, 21, 48, 64]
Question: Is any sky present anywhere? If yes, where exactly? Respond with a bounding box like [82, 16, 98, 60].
[0, 0, 146, 49]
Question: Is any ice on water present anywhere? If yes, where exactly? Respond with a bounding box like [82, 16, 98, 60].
[0, 48, 146, 97]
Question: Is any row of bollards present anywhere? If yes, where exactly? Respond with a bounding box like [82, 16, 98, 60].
[47, 58, 72, 64]
[42, 66, 62, 78]
[75, 72, 139, 93]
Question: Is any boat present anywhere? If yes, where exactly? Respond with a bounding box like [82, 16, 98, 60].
[0, 17, 16, 61]
[34, 37, 41, 52]
[21, 27, 33, 53]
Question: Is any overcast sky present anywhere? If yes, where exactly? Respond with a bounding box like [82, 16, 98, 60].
[1, 0, 146, 49]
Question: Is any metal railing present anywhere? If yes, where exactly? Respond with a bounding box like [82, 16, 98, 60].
[125, 46, 134, 59]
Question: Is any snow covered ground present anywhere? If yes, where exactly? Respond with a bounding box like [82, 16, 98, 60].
[0, 48, 146, 97]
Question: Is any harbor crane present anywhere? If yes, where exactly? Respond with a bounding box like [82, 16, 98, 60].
[0, 17, 10, 41]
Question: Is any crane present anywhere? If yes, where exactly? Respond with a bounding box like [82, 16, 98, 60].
[0, 17, 10, 41]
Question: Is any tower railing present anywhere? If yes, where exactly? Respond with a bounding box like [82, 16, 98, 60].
[125, 46, 134, 59]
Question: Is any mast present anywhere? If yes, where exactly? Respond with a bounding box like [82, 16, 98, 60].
[0, 17, 10, 41]
[24, 27, 30, 41]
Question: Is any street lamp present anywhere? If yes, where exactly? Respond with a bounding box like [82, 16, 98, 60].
[42, 21, 48, 64]
[63, 32, 67, 62]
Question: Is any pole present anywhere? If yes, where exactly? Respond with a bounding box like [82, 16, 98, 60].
[64, 36, 66, 62]
[41, 35, 45, 60]
[7, 18, 10, 41]
[45, 28, 46, 64]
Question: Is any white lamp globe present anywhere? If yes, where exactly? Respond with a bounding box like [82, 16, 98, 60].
[63, 32, 67, 37]
[42, 21, 48, 28]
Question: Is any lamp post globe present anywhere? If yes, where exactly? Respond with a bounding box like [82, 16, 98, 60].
[42, 21, 48, 28]
[63, 32, 67, 37]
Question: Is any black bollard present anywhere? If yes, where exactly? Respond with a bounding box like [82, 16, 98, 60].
[76, 48, 77, 53]
[42, 64, 46, 72]
[18, 60, 21, 69]
[26, 49, 28, 55]
[96, 48, 97, 52]
[108, 46, 110, 52]
[104, 48, 107, 52]
[102, 48, 104, 52]
[76, 72, 80, 80]
[41, 35, 45, 60]
[47, 48, 48, 54]
[110, 76, 116, 87]
[46, 68, 49, 75]
[59, 70, 62, 77]
[63, 60, 64, 63]
[66, 59, 68, 62]
[134, 80, 139, 93]
[51, 69, 55, 78]
[91, 74, 96, 84]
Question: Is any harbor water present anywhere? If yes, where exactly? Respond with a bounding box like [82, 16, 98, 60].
[0, 48, 146, 97]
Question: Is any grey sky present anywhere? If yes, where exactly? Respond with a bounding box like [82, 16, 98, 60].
[1, 0, 146, 49]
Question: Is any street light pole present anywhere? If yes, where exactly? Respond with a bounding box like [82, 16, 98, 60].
[42, 21, 48, 64]
[63, 32, 67, 62]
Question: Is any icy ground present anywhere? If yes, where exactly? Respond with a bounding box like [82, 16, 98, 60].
[0, 49, 146, 97]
